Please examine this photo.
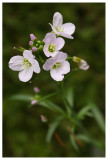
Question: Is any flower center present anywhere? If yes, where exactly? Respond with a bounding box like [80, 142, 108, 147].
[55, 26, 64, 32]
[48, 43, 56, 53]
[21, 58, 32, 69]
[52, 62, 61, 69]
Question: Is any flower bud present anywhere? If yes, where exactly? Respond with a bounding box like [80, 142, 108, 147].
[30, 34, 36, 41]
[34, 87, 40, 93]
[40, 115, 47, 123]
[29, 41, 33, 45]
[31, 99, 37, 105]
[32, 47, 37, 52]
[73, 56, 89, 70]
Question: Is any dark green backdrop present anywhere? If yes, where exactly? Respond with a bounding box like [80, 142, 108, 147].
[3, 3, 105, 157]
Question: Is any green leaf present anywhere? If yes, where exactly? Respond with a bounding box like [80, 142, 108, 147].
[70, 135, 79, 152]
[77, 104, 93, 119]
[10, 94, 32, 102]
[39, 100, 65, 115]
[91, 103, 105, 133]
[77, 134, 90, 143]
[66, 87, 74, 108]
[46, 115, 64, 143]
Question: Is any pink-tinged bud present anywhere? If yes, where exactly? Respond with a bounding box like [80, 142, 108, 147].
[32, 47, 37, 52]
[29, 41, 33, 45]
[34, 87, 40, 93]
[31, 100, 37, 105]
[30, 34, 36, 41]
[40, 115, 47, 122]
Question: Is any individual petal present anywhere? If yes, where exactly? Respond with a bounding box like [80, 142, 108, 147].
[50, 69, 64, 81]
[43, 45, 58, 57]
[54, 37, 65, 50]
[49, 23, 59, 35]
[59, 32, 74, 39]
[43, 57, 57, 71]
[53, 12, 63, 27]
[23, 50, 34, 64]
[9, 56, 25, 71]
[62, 23, 75, 35]
[31, 59, 41, 73]
[54, 51, 68, 62]
[18, 67, 33, 82]
[60, 61, 70, 74]
[43, 33, 56, 44]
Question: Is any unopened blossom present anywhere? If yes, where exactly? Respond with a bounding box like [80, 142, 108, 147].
[34, 87, 40, 93]
[49, 12, 75, 39]
[9, 50, 41, 82]
[73, 56, 89, 70]
[30, 34, 36, 41]
[29, 41, 33, 45]
[43, 52, 70, 81]
[32, 47, 37, 52]
[40, 115, 47, 123]
[31, 99, 37, 105]
[43, 33, 65, 57]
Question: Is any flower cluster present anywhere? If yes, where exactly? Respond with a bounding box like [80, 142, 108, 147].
[8, 12, 89, 82]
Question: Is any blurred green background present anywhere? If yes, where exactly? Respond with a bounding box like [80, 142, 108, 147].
[3, 3, 105, 157]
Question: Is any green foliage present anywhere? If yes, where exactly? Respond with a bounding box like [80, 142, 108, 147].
[66, 87, 74, 108]
[70, 135, 79, 152]
[46, 115, 64, 143]
[10, 94, 32, 102]
[77, 103, 93, 119]
[91, 103, 105, 133]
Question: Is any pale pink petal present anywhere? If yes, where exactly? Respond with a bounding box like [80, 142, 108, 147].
[18, 67, 33, 82]
[54, 37, 65, 50]
[62, 23, 75, 35]
[54, 52, 68, 62]
[49, 23, 59, 35]
[53, 12, 63, 27]
[60, 61, 70, 74]
[43, 57, 57, 71]
[50, 69, 64, 81]
[31, 59, 41, 73]
[23, 50, 34, 64]
[43, 33, 56, 44]
[59, 32, 74, 39]
[9, 56, 25, 71]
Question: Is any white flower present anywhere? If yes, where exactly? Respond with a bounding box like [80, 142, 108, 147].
[43, 52, 70, 81]
[49, 12, 75, 39]
[73, 56, 89, 70]
[43, 33, 65, 57]
[9, 50, 41, 82]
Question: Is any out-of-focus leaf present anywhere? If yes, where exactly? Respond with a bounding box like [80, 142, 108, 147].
[39, 100, 65, 115]
[77, 104, 93, 119]
[66, 87, 74, 108]
[46, 115, 64, 143]
[10, 94, 32, 102]
[91, 103, 105, 133]
[70, 135, 79, 152]
[77, 134, 90, 143]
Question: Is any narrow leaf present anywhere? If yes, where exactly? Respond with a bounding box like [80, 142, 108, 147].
[66, 87, 74, 108]
[46, 116, 64, 143]
[70, 135, 79, 152]
[77, 104, 93, 119]
[10, 94, 32, 102]
[39, 100, 65, 115]
[91, 103, 105, 133]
